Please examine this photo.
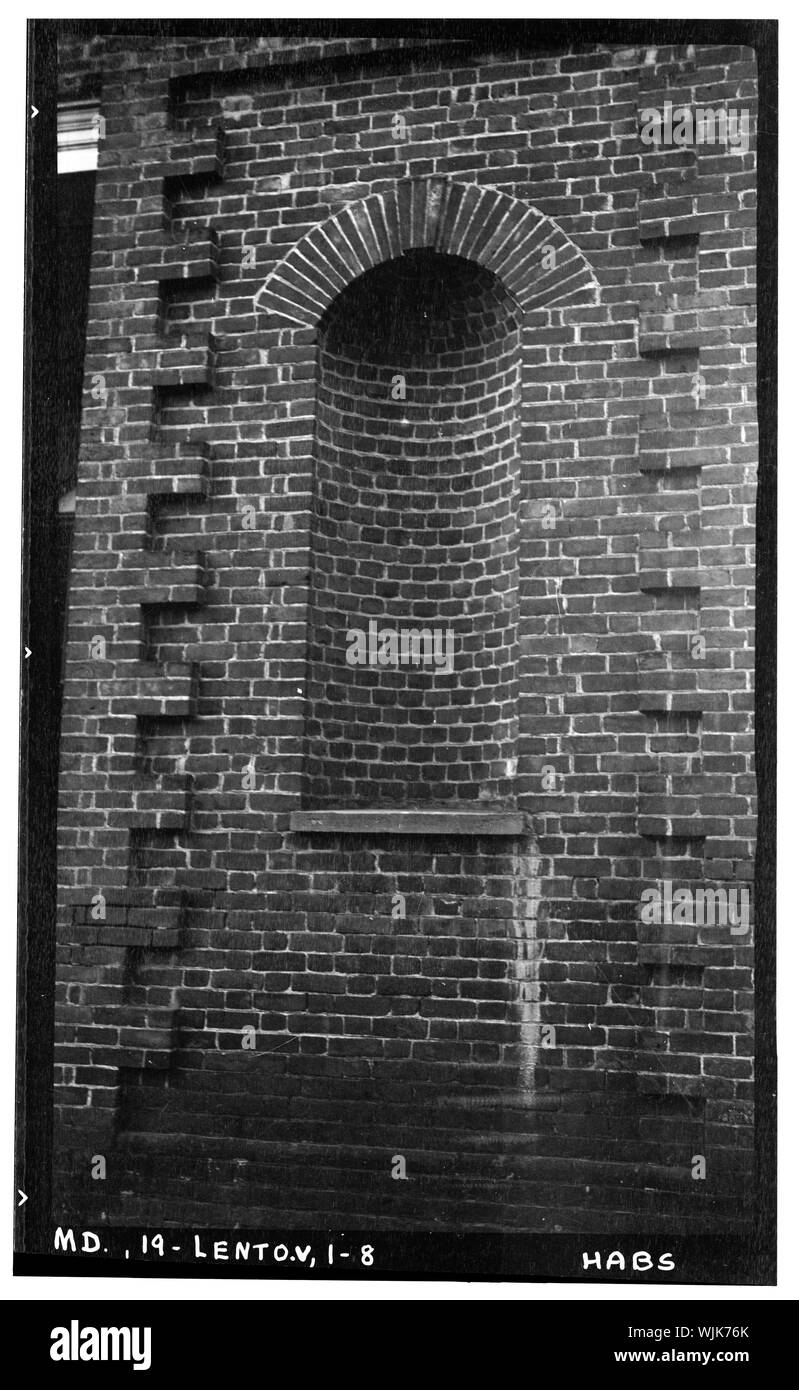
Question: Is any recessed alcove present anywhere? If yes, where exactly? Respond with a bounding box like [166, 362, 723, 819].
[302, 249, 522, 809]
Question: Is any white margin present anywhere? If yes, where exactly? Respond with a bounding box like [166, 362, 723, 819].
[1, 1, 793, 1303]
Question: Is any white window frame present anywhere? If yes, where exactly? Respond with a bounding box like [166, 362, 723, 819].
[57, 100, 102, 174]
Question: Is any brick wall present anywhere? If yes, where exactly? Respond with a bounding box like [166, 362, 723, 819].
[53, 31, 758, 1233]
[307, 251, 521, 805]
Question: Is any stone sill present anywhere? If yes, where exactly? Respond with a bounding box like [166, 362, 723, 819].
[289, 809, 526, 836]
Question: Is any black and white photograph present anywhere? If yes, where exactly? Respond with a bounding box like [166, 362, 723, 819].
[10, 10, 784, 1328]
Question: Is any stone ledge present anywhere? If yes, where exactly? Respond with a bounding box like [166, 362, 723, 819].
[290, 809, 526, 835]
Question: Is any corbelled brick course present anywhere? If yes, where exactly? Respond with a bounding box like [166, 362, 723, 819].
[53, 30, 758, 1233]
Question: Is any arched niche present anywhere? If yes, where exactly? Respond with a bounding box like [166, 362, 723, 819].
[255, 179, 600, 814]
[305, 249, 522, 806]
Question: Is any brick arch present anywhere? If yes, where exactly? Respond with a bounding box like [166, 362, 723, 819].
[255, 178, 599, 325]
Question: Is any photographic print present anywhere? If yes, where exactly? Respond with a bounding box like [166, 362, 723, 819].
[17, 16, 776, 1290]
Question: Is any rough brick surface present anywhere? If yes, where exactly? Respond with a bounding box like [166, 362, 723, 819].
[53, 32, 758, 1233]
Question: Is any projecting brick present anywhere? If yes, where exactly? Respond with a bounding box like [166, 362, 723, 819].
[134, 230, 220, 285]
[101, 662, 197, 717]
[639, 693, 706, 715]
[128, 552, 206, 606]
[144, 458, 211, 498]
[639, 178, 744, 241]
[149, 127, 225, 183]
[639, 568, 704, 592]
[638, 816, 724, 839]
[115, 776, 191, 831]
[150, 333, 216, 389]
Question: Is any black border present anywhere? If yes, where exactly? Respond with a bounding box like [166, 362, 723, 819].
[18, 16, 777, 1284]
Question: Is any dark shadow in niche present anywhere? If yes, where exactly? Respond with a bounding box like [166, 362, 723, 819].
[302, 249, 522, 808]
